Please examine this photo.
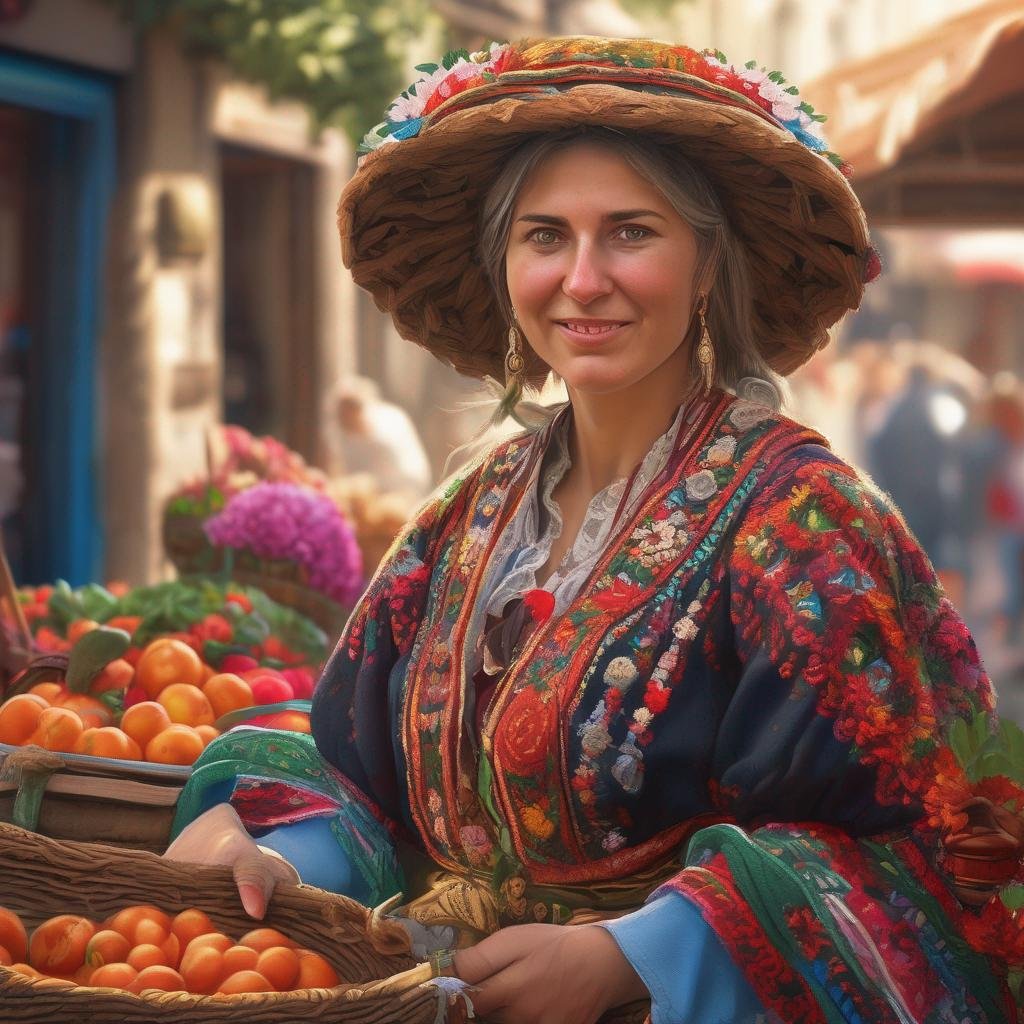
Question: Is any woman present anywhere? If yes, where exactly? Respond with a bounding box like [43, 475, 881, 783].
[167, 37, 1024, 1023]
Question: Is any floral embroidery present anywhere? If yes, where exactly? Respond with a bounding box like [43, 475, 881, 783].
[360, 40, 847, 171]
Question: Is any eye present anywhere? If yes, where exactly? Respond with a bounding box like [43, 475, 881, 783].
[527, 228, 561, 245]
[616, 225, 653, 242]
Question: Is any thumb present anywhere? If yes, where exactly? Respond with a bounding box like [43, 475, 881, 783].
[233, 850, 297, 919]
[453, 926, 538, 986]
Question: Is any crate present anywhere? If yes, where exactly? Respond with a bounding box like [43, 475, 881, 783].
[0, 744, 190, 853]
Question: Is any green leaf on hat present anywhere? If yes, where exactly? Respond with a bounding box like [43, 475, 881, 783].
[441, 48, 470, 70]
[415, 63, 438, 73]
[785, 85, 799, 94]
[744, 60, 757, 69]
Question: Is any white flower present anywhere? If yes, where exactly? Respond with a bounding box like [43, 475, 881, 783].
[704, 435, 737, 467]
[757, 79, 787, 103]
[633, 706, 653, 728]
[387, 64, 451, 121]
[772, 98, 800, 122]
[729, 399, 774, 431]
[685, 469, 718, 502]
[738, 65, 767, 84]
[657, 650, 678, 673]
[604, 656, 639, 689]
[687, 600, 702, 615]
[673, 617, 698, 642]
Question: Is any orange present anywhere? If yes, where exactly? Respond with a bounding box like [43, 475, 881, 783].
[0, 907, 29, 963]
[54, 693, 114, 729]
[256, 946, 300, 990]
[135, 640, 203, 699]
[222, 945, 259, 975]
[89, 658, 134, 694]
[126, 943, 168, 972]
[84, 929, 131, 970]
[170, 908, 216, 951]
[134, 918, 179, 966]
[105, 905, 172, 943]
[104, 614, 141, 634]
[27, 706, 84, 753]
[145, 724, 204, 766]
[239, 927, 296, 952]
[261, 710, 311, 734]
[179, 943, 226, 994]
[73, 727, 136, 760]
[158, 683, 215, 727]
[216, 969, 274, 994]
[183, 932, 232, 956]
[0, 694, 48, 745]
[29, 915, 96, 975]
[87, 961, 137, 989]
[196, 725, 219, 747]
[126, 964, 186, 993]
[202, 674, 253, 718]
[199, 662, 217, 685]
[119, 702, 172, 752]
[295, 949, 339, 988]
[27, 682, 64, 704]
[67, 619, 100, 643]
[0, 944, 10, 967]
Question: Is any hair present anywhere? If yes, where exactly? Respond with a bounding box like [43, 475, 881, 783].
[478, 126, 782, 413]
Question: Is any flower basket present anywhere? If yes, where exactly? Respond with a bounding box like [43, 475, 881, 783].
[163, 514, 226, 577]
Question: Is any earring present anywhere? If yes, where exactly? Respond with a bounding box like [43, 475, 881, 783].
[695, 295, 715, 396]
[505, 323, 526, 387]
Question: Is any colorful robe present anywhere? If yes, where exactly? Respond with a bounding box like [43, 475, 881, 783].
[310, 391, 1017, 1022]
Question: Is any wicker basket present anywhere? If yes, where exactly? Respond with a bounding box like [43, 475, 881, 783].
[0, 744, 189, 853]
[0, 825, 652, 1023]
[0, 823, 451, 1023]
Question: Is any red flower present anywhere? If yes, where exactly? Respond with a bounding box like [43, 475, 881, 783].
[644, 681, 671, 715]
[494, 687, 556, 775]
[593, 578, 645, 612]
[523, 589, 555, 623]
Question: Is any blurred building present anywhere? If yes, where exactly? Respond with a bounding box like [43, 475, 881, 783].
[0, 0, 356, 586]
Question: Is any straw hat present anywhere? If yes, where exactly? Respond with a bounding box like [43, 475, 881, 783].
[338, 37, 880, 383]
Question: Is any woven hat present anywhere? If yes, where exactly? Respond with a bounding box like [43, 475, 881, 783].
[338, 37, 881, 382]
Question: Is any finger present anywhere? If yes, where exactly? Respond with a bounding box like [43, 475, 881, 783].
[453, 925, 543, 986]
[233, 851, 280, 919]
[463, 964, 517, 1019]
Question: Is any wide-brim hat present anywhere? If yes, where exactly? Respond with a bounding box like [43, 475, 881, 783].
[338, 37, 880, 383]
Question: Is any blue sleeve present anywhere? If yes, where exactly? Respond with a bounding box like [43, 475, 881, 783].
[600, 891, 765, 1024]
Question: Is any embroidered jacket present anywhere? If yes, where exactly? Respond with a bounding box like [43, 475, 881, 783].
[312, 391, 1018, 1022]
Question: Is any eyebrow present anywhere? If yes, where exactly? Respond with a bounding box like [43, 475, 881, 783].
[516, 208, 668, 224]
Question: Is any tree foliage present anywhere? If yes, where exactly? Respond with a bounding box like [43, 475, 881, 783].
[103, 0, 432, 142]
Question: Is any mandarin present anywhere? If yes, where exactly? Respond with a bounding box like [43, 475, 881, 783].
[84, 929, 131, 970]
[0, 694, 48, 745]
[217, 969, 274, 994]
[239, 927, 296, 952]
[202, 673, 253, 718]
[127, 964, 186, 993]
[0, 907, 29, 963]
[256, 946, 300, 990]
[73, 726, 136, 760]
[88, 961, 138, 989]
[179, 943, 227, 994]
[295, 949, 339, 988]
[27, 706, 84, 752]
[29, 915, 96, 975]
[27, 682, 64, 703]
[196, 724, 220, 747]
[170, 908, 216, 950]
[126, 943, 168, 972]
[0, 945, 10, 967]
[89, 658, 135, 694]
[183, 932, 233, 956]
[119, 701, 171, 751]
[145, 724, 205, 766]
[54, 693, 114, 729]
[105, 905, 172, 943]
[136, 640, 203, 698]
[158, 683, 215, 727]
[67, 619, 100, 643]
[222, 945, 259, 975]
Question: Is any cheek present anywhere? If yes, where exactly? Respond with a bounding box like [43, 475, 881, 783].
[507, 256, 561, 316]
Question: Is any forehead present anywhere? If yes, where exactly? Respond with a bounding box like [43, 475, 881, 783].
[513, 142, 671, 212]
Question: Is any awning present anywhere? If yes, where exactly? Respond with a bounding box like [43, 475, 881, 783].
[807, 0, 1024, 225]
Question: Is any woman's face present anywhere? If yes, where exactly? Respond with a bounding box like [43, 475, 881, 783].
[505, 143, 700, 397]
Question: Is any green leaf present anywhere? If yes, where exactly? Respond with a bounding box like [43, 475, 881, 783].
[65, 627, 131, 693]
[1002, 884, 1024, 911]
[414, 62, 438, 73]
[745, 60, 757, 69]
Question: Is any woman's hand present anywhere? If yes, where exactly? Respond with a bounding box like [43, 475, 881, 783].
[453, 923, 648, 1024]
[163, 803, 300, 919]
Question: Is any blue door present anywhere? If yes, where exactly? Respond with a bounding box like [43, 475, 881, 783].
[0, 50, 115, 586]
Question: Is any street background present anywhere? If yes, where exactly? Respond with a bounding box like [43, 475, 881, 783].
[1, 0, 1022, 717]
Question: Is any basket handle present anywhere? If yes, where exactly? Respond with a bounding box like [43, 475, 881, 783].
[0, 746, 65, 832]
[0, 531, 32, 657]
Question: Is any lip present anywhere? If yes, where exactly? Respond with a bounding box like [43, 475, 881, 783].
[552, 318, 632, 344]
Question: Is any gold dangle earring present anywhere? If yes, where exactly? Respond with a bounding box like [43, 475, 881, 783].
[695, 294, 715, 396]
[495, 319, 526, 423]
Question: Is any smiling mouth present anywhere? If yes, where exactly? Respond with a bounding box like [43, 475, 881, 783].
[554, 319, 631, 336]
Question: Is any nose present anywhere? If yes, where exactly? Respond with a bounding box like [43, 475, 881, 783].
[562, 240, 613, 305]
